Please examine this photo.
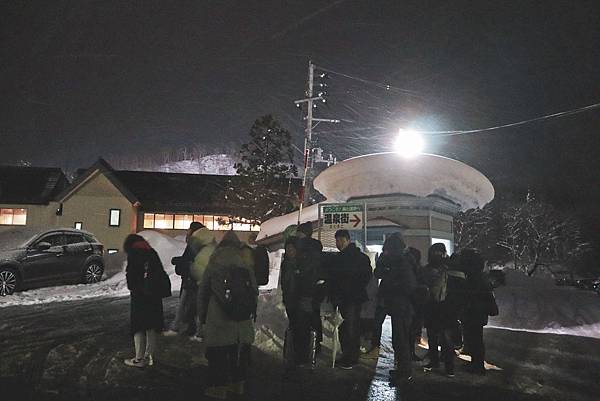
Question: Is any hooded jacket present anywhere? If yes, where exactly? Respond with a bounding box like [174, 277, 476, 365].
[374, 251, 417, 316]
[198, 232, 258, 348]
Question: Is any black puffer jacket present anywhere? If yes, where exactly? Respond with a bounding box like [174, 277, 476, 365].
[295, 236, 323, 300]
[329, 243, 372, 305]
[463, 272, 494, 326]
[374, 251, 417, 316]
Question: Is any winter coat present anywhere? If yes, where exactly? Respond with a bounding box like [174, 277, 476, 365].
[422, 262, 467, 329]
[198, 242, 258, 348]
[189, 227, 217, 284]
[329, 243, 373, 305]
[125, 241, 165, 335]
[295, 237, 323, 298]
[172, 243, 199, 291]
[374, 252, 417, 317]
[463, 273, 494, 326]
[280, 255, 299, 308]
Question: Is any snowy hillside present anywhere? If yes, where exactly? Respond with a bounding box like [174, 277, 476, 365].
[157, 154, 237, 175]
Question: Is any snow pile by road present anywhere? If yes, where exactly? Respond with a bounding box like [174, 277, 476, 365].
[0, 230, 186, 308]
[490, 270, 600, 339]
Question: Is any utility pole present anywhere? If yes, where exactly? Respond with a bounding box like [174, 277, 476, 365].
[294, 60, 339, 222]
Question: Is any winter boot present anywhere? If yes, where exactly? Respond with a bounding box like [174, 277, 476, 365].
[465, 362, 486, 375]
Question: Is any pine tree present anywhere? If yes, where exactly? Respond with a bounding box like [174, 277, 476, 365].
[228, 115, 298, 224]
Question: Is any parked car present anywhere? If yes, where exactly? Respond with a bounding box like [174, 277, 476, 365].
[0, 228, 104, 296]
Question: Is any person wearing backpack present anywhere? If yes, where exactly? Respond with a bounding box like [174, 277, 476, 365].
[461, 249, 497, 375]
[123, 234, 166, 368]
[198, 231, 258, 399]
[373, 232, 417, 384]
[422, 243, 466, 377]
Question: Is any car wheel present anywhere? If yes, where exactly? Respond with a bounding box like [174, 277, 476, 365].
[83, 262, 103, 284]
[0, 268, 19, 296]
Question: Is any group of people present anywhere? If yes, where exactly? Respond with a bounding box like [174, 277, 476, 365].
[280, 226, 499, 384]
[123, 223, 260, 400]
[121, 220, 498, 399]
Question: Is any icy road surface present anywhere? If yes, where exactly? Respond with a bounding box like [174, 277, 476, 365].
[1, 292, 599, 401]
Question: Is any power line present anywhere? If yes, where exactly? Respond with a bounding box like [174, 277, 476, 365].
[418, 102, 600, 136]
[315, 102, 600, 139]
[317, 65, 421, 97]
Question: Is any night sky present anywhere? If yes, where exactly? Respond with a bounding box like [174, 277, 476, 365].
[1, 1, 599, 236]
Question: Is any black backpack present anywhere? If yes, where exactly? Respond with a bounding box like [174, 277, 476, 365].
[252, 245, 270, 286]
[211, 265, 257, 321]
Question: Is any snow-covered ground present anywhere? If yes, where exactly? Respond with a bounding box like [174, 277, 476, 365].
[0, 230, 185, 308]
[3, 232, 599, 342]
[490, 269, 600, 339]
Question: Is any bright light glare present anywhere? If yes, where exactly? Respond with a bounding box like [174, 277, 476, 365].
[394, 129, 424, 157]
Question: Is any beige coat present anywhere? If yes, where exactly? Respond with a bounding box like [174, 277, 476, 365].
[198, 238, 258, 348]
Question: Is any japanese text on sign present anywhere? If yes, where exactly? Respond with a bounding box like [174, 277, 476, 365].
[320, 203, 364, 230]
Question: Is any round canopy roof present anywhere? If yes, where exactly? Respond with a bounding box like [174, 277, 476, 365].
[312, 152, 494, 211]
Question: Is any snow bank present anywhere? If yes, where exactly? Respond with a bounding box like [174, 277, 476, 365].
[256, 203, 320, 242]
[0, 230, 186, 308]
[490, 270, 600, 339]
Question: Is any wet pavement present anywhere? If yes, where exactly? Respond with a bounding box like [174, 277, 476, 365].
[1, 293, 599, 401]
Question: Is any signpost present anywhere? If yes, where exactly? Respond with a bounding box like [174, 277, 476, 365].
[318, 202, 367, 252]
[320, 203, 365, 230]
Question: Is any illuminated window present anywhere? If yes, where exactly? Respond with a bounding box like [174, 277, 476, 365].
[143, 213, 155, 228]
[203, 215, 215, 230]
[174, 214, 194, 230]
[154, 213, 174, 229]
[140, 213, 259, 231]
[74, 222, 83, 230]
[0, 208, 27, 225]
[215, 216, 232, 231]
[109, 209, 121, 227]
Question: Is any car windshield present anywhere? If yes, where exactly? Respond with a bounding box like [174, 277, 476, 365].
[19, 233, 41, 248]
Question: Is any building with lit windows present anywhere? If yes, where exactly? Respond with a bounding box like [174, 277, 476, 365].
[1, 159, 297, 252]
[0, 166, 69, 231]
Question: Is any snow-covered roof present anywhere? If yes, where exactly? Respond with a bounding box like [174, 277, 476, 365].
[256, 203, 320, 241]
[257, 153, 494, 242]
[313, 152, 494, 211]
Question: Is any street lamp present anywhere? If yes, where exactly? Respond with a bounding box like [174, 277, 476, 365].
[394, 129, 424, 157]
